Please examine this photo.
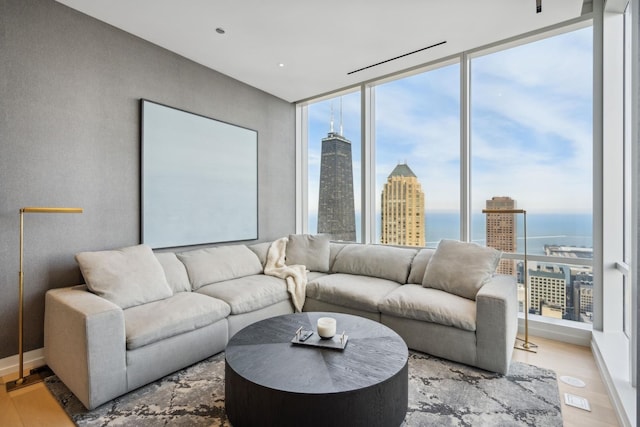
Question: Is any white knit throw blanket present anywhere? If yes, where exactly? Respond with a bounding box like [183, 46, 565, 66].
[263, 237, 308, 312]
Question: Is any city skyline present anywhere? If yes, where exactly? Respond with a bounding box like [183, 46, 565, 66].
[306, 25, 593, 230]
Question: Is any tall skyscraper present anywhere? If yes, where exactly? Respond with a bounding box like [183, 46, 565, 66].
[317, 131, 356, 241]
[380, 163, 425, 247]
[485, 196, 517, 276]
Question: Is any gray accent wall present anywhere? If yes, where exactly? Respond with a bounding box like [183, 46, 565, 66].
[0, 0, 295, 359]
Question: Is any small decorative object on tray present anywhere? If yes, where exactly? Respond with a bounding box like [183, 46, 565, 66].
[291, 326, 348, 350]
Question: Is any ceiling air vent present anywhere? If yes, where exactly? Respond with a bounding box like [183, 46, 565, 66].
[347, 41, 446, 75]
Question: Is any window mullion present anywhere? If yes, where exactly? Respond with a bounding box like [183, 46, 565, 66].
[460, 52, 471, 242]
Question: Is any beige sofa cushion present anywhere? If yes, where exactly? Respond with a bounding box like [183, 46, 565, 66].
[407, 248, 435, 284]
[76, 244, 173, 309]
[379, 284, 476, 331]
[247, 241, 272, 267]
[329, 242, 349, 272]
[196, 274, 289, 315]
[177, 245, 263, 290]
[331, 244, 417, 284]
[422, 239, 501, 300]
[306, 273, 400, 313]
[286, 234, 330, 272]
[123, 292, 230, 350]
[154, 252, 191, 294]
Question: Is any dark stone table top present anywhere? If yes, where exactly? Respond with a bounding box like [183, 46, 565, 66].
[225, 312, 408, 394]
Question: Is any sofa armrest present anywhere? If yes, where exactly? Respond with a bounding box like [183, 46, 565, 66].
[44, 285, 127, 409]
[475, 274, 518, 374]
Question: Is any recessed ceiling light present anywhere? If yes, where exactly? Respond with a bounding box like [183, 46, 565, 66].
[278, 63, 285, 68]
[215, 27, 226, 35]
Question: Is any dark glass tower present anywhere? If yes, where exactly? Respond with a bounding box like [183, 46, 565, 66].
[317, 131, 356, 241]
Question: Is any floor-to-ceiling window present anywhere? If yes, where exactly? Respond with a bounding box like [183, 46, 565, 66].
[470, 26, 593, 323]
[373, 63, 460, 248]
[296, 4, 635, 423]
[298, 22, 593, 328]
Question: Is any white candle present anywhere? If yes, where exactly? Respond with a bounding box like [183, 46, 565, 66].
[317, 317, 336, 339]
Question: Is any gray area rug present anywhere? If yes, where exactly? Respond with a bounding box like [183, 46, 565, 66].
[45, 351, 562, 426]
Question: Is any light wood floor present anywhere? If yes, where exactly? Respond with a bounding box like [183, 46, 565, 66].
[0, 334, 620, 427]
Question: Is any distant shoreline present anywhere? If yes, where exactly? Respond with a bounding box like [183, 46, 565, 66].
[308, 212, 593, 256]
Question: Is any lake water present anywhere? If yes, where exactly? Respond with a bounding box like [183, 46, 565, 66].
[426, 212, 593, 256]
[308, 212, 593, 256]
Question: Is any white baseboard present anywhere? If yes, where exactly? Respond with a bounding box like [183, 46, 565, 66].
[0, 348, 46, 378]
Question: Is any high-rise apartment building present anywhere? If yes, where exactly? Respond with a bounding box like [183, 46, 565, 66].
[485, 196, 517, 276]
[528, 264, 567, 316]
[317, 131, 356, 241]
[380, 163, 425, 247]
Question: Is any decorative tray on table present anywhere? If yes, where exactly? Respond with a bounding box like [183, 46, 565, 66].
[290, 329, 349, 350]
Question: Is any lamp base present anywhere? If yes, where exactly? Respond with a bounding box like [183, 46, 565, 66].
[5, 365, 54, 392]
[515, 337, 538, 353]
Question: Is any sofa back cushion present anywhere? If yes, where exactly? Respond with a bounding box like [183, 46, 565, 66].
[422, 239, 501, 300]
[285, 234, 330, 272]
[247, 241, 272, 267]
[177, 245, 263, 290]
[329, 242, 348, 272]
[75, 244, 173, 309]
[407, 248, 436, 284]
[332, 244, 418, 283]
[154, 252, 191, 294]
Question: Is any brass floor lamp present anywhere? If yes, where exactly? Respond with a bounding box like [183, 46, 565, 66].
[482, 208, 537, 353]
[6, 207, 83, 392]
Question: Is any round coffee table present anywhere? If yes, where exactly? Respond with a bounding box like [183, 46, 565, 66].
[225, 312, 408, 427]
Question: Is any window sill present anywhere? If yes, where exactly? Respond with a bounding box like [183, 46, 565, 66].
[518, 313, 592, 346]
[591, 330, 636, 427]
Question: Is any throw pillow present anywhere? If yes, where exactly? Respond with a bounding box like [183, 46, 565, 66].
[76, 244, 173, 309]
[247, 241, 272, 267]
[285, 234, 330, 272]
[154, 252, 191, 294]
[421, 239, 501, 300]
[407, 248, 435, 284]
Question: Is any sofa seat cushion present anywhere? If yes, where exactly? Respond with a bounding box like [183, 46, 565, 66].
[306, 273, 400, 313]
[331, 244, 418, 283]
[124, 292, 230, 350]
[378, 284, 476, 331]
[196, 274, 289, 315]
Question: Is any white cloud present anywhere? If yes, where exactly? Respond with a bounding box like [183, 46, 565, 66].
[306, 27, 592, 214]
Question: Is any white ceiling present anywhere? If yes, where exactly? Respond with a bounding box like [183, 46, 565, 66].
[55, 0, 588, 103]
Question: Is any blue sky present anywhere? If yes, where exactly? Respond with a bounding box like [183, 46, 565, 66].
[306, 26, 593, 232]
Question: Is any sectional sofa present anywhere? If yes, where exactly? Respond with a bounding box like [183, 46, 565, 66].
[44, 235, 518, 410]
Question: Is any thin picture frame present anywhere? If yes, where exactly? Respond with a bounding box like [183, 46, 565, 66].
[140, 99, 258, 248]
